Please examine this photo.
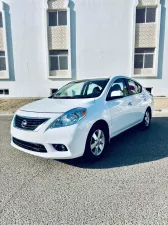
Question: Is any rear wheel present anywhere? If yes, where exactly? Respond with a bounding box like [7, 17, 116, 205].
[84, 124, 109, 161]
[140, 109, 151, 129]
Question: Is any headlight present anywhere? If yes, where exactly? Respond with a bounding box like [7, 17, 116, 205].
[49, 108, 87, 129]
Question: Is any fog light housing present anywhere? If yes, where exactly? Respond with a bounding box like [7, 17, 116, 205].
[52, 144, 68, 152]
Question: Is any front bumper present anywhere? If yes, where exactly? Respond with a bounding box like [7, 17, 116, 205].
[10, 111, 90, 159]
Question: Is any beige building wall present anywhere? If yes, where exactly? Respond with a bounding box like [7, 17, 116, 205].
[0, 28, 4, 50]
[135, 24, 157, 48]
[48, 0, 67, 10]
[48, 26, 68, 50]
[138, 0, 159, 6]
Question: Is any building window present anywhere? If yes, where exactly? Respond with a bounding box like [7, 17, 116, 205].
[49, 11, 67, 26]
[134, 48, 155, 69]
[0, 89, 9, 95]
[136, 7, 156, 23]
[49, 50, 68, 71]
[0, 51, 6, 71]
[0, 13, 3, 28]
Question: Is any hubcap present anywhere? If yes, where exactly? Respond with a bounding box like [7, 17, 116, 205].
[145, 111, 150, 126]
[90, 129, 105, 156]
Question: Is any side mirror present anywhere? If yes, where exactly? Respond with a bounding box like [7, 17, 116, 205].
[48, 89, 59, 98]
[111, 90, 123, 98]
[106, 90, 123, 101]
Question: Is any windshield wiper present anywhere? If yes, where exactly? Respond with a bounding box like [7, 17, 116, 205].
[50, 96, 74, 99]
[49, 95, 93, 99]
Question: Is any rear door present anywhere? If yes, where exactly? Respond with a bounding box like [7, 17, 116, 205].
[106, 78, 134, 137]
[125, 79, 147, 123]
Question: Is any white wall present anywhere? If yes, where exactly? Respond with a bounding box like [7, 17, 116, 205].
[0, 0, 168, 97]
[75, 0, 135, 79]
[0, 0, 69, 97]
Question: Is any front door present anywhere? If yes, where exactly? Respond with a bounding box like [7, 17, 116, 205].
[107, 78, 134, 137]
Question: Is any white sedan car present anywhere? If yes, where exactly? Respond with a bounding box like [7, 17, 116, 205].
[11, 76, 154, 160]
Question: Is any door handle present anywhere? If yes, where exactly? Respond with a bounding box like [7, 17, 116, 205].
[128, 102, 132, 106]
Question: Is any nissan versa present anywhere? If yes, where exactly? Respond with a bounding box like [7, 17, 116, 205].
[11, 76, 154, 160]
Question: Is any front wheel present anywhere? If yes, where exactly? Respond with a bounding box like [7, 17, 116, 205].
[84, 124, 109, 161]
[140, 109, 151, 130]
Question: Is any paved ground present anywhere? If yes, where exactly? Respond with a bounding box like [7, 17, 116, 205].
[0, 115, 168, 225]
[0, 97, 168, 114]
[155, 98, 168, 111]
[0, 99, 39, 114]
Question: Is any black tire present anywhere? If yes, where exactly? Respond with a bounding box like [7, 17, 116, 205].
[84, 123, 109, 161]
[140, 108, 151, 130]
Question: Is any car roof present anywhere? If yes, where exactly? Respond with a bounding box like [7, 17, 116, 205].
[70, 75, 127, 82]
[110, 75, 143, 86]
[109, 75, 130, 80]
[70, 78, 110, 83]
[69, 76, 142, 86]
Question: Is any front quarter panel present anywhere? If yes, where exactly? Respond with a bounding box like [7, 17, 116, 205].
[81, 98, 111, 137]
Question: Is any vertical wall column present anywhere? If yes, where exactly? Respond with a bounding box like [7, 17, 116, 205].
[133, 0, 161, 77]
[0, 1, 9, 80]
[47, 0, 71, 78]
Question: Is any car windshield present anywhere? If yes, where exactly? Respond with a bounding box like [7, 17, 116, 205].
[50, 79, 109, 99]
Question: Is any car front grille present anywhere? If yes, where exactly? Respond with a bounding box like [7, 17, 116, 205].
[13, 137, 47, 153]
[14, 115, 49, 131]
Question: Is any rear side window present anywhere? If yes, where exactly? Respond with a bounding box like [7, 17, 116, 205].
[127, 79, 142, 95]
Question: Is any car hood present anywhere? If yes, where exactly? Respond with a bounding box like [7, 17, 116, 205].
[19, 98, 95, 113]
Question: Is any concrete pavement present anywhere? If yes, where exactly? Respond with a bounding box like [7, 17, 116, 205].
[0, 115, 168, 224]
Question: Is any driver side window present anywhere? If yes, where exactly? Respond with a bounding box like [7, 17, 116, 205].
[86, 83, 102, 95]
[107, 78, 128, 100]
